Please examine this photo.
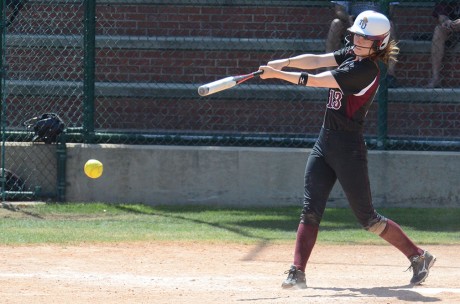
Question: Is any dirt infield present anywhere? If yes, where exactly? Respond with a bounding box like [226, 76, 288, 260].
[0, 242, 459, 303]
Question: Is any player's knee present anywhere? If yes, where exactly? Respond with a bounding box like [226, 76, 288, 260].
[330, 19, 345, 34]
[300, 212, 321, 226]
[364, 215, 388, 235]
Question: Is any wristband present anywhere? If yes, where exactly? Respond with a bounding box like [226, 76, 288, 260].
[286, 58, 291, 67]
[298, 72, 309, 86]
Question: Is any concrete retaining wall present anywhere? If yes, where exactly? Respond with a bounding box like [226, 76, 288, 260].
[65, 144, 459, 208]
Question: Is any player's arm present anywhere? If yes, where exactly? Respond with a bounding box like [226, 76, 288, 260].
[258, 65, 340, 89]
[267, 53, 338, 71]
[334, 2, 350, 23]
[437, 14, 450, 24]
[451, 19, 460, 31]
[438, 14, 453, 30]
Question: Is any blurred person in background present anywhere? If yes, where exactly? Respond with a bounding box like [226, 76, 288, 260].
[426, 1, 460, 88]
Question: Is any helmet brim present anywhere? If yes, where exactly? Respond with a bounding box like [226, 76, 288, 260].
[348, 26, 390, 41]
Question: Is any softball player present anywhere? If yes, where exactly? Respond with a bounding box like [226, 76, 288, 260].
[258, 11, 436, 289]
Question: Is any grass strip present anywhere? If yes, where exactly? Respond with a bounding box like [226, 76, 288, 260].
[0, 203, 458, 245]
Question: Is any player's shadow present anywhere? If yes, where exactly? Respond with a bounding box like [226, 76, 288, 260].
[114, 204, 273, 242]
[309, 285, 441, 302]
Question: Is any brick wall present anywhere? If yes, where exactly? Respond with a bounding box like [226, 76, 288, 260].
[95, 5, 332, 39]
[89, 98, 457, 138]
[9, 2, 459, 86]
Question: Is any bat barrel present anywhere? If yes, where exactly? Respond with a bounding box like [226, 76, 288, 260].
[198, 86, 210, 96]
[197, 76, 236, 96]
[197, 71, 262, 96]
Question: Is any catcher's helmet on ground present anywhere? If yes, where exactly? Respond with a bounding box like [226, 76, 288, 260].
[347, 10, 391, 51]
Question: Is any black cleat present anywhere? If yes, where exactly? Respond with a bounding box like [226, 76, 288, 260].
[281, 265, 307, 289]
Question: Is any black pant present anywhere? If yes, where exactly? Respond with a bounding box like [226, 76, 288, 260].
[301, 127, 381, 228]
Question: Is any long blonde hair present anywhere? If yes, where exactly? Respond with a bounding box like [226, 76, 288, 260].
[372, 39, 399, 65]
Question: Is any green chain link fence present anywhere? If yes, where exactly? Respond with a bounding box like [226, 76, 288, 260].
[1, 0, 459, 202]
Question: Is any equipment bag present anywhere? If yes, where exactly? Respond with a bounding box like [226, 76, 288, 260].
[0, 168, 25, 192]
[24, 113, 65, 144]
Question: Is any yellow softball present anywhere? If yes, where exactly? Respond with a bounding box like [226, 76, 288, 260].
[84, 159, 103, 179]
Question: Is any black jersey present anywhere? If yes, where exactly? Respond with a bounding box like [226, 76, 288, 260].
[323, 47, 380, 132]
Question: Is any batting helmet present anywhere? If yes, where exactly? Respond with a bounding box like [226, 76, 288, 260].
[347, 10, 391, 51]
